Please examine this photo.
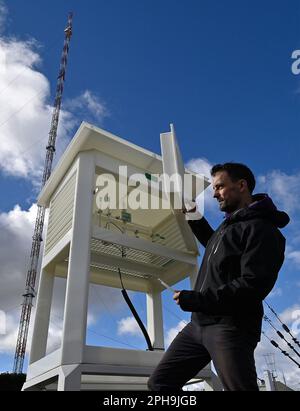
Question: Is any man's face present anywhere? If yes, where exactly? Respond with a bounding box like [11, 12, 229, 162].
[212, 171, 245, 213]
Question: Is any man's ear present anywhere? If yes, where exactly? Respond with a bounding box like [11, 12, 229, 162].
[239, 179, 248, 192]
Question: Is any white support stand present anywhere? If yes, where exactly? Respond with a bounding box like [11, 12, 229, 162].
[58, 365, 82, 391]
[146, 289, 164, 350]
[61, 152, 94, 365]
[29, 267, 55, 364]
[23, 123, 212, 391]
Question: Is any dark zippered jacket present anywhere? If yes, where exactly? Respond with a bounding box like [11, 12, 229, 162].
[178, 194, 289, 340]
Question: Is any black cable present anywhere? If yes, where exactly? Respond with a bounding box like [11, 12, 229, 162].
[264, 301, 300, 349]
[263, 315, 300, 359]
[105, 220, 125, 234]
[104, 217, 153, 351]
[262, 332, 300, 368]
[120, 279, 153, 351]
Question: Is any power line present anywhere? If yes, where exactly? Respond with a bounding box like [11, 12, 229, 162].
[0, 32, 62, 97]
[0, 31, 73, 131]
[262, 331, 300, 369]
[90, 284, 142, 349]
[0, 88, 47, 130]
[263, 314, 300, 359]
[87, 328, 141, 350]
[50, 312, 141, 351]
[264, 300, 300, 349]
[163, 303, 188, 325]
[0, 139, 70, 236]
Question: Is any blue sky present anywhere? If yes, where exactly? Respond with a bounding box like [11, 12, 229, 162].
[0, 0, 300, 388]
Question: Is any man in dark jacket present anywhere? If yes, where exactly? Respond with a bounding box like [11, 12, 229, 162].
[148, 163, 289, 391]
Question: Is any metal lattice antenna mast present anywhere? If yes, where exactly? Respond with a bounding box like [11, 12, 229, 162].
[13, 13, 73, 374]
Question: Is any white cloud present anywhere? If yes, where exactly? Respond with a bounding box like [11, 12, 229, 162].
[275, 304, 300, 327]
[0, 306, 61, 356]
[0, 203, 44, 355]
[165, 320, 187, 347]
[64, 90, 108, 126]
[286, 250, 300, 266]
[0, 204, 39, 306]
[186, 158, 212, 179]
[257, 170, 300, 215]
[0, 206, 70, 356]
[257, 170, 300, 279]
[0, 36, 68, 181]
[0, 305, 63, 356]
[0, 313, 21, 354]
[252, 169, 300, 269]
[44, 293, 100, 355]
[0, 21, 107, 184]
[117, 316, 143, 337]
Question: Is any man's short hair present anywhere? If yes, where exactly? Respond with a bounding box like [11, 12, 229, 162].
[210, 162, 256, 193]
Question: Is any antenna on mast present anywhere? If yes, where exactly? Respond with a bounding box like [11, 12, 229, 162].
[13, 12, 73, 374]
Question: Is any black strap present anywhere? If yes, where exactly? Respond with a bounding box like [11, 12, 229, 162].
[121, 288, 153, 351]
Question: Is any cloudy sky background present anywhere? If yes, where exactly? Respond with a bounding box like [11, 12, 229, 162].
[0, 0, 300, 390]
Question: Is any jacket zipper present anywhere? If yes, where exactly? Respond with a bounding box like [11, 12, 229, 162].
[213, 235, 223, 255]
[199, 229, 225, 293]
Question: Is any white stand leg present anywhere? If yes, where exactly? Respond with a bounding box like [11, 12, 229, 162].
[61, 152, 95, 365]
[146, 290, 164, 350]
[29, 267, 55, 364]
[58, 365, 81, 391]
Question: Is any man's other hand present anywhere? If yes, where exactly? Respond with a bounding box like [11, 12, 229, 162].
[173, 291, 181, 305]
[182, 202, 196, 214]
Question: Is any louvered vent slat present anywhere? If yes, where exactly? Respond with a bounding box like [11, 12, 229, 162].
[45, 173, 76, 255]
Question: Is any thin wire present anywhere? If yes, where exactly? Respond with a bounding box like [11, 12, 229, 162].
[264, 300, 300, 348]
[264, 301, 285, 326]
[0, 88, 46, 130]
[91, 285, 121, 325]
[0, 33, 62, 97]
[16, 135, 48, 156]
[163, 303, 188, 325]
[105, 220, 125, 234]
[0, 32, 72, 132]
[51, 312, 140, 350]
[263, 315, 300, 359]
[0, 137, 66, 234]
[87, 328, 141, 350]
[91, 285, 142, 349]
[135, 292, 146, 316]
[262, 331, 300, 368]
